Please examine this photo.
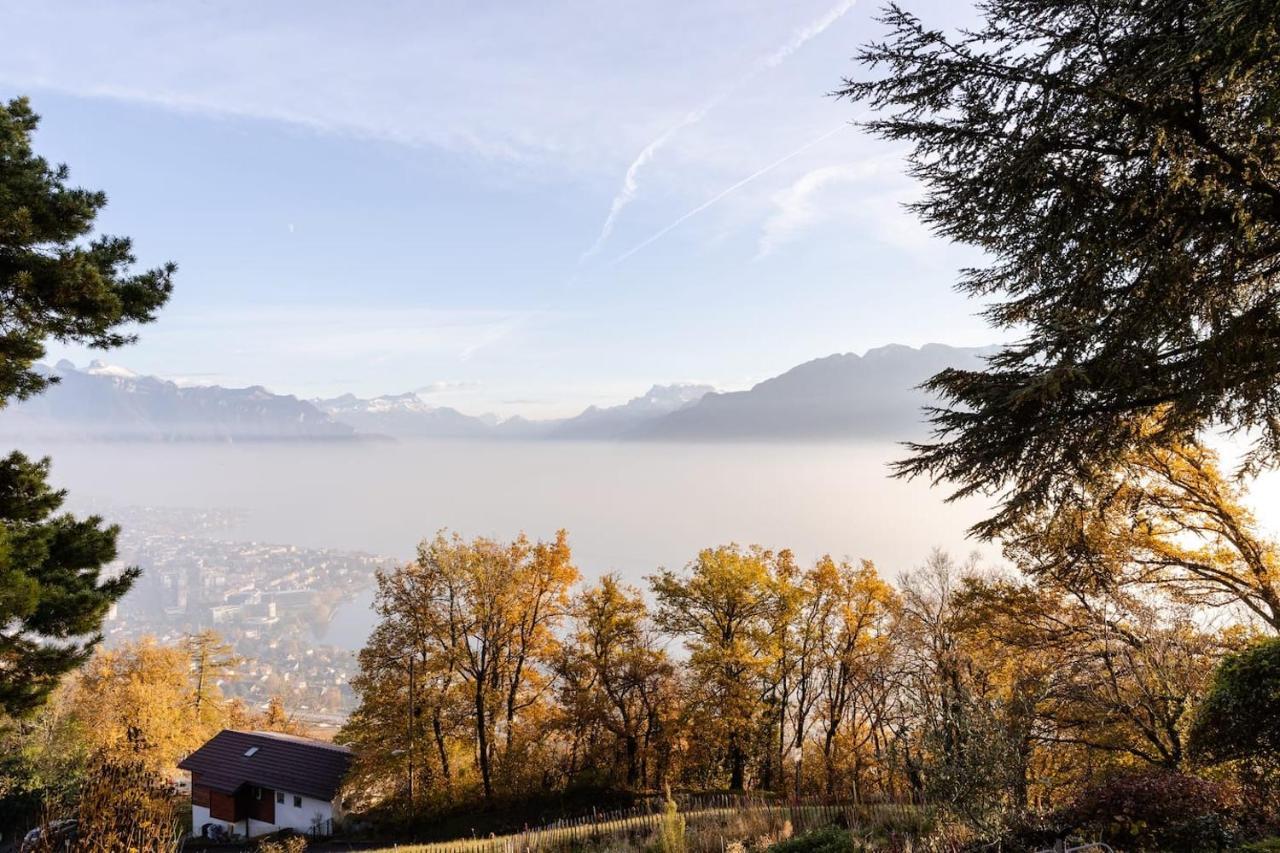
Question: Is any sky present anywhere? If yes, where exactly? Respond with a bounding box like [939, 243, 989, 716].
[1, 0, 992, 419]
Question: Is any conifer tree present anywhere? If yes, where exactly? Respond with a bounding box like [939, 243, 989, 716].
[840, 2, 1280, 536]
[0, 97, 174, 715]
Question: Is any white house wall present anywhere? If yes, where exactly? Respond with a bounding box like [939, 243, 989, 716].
[191, 793, 334, 839]
[271, 790, 334, 834]
[191, 804, 235, 837]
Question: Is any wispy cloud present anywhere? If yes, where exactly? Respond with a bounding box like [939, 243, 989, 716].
[416, 380, 482, 395]
[611, 124, 850, 265]
[581, 0, 858, 260]
[579, 108, 709, 261]
[755, 153, 931, 257]
[756, 163, 873, 258]
[764, 0, 859, 67]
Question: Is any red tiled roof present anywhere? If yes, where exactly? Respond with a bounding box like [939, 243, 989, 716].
[177, 730, 352, 802]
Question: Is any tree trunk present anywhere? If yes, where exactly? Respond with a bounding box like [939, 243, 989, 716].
[729, 739, 746, 791]
[823, 722, 838, 797]
[475, 683, 493, 801]
[432, 707, 451, 786]
[624, 734, 640, 787]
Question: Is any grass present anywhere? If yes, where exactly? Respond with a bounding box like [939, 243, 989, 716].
[362, 799, 928, 853]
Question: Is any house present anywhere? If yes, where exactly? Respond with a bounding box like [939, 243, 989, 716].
[178, 730, 352, 838]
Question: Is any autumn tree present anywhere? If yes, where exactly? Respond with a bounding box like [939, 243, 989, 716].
[340, 529, 578, 810]
[810, 557, 898, 800]
[1007, 434, 1280, 632]
[558, 574, 674, 788]
[768, 553, 826, 795]
[841, 3, 1280, 537]
[650, 544, 782, 791]
[960, 579, 1220, 776]
[183, 630, 241, 724]
[0, 97, 173, 716]
[894, 551, 1012, 821]
[71, 638, 211, 774]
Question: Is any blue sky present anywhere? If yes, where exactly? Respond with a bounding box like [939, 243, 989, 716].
[2, 0, 992, 418]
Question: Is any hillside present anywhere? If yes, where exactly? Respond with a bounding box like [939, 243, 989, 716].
[634, 344, 996, 441]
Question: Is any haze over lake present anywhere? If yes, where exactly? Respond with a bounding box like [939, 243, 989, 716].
[29, 439, 995, 581]
[33, 435, 1280, 653]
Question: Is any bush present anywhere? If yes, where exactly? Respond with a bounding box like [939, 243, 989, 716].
[257, 833, 307, 853]
[651, 786, 685, 853]
[766, 826, 853, 853]
[1190, 637, 1280, 768]
[1059, 768, 1242, 852]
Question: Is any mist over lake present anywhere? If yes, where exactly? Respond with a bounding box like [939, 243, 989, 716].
[27, 438, 996, 583]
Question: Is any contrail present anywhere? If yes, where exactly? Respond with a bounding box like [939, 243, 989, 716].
[581, 0, 859, 261]
[610, 124, 849, 266]
[765, 0, 858, 67]
[579, 107, 710, 261]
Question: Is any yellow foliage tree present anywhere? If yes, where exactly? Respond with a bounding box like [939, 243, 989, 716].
[340, 529, 578, 808]
[1008, 435, 1280, 631]
[72, 637, 204, 774]
[650, 544, 781, 791]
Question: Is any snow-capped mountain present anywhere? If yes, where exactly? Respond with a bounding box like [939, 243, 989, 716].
[0, 361, 355, 441]
[0, 344, 996, 443]
[312, 383, 714, 440]
[312, 392, 492, 438]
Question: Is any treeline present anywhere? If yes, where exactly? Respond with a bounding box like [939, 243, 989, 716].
[337, 438, 1280, 844]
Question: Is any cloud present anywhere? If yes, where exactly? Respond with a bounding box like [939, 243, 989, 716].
[579, 108, 709, 261]
[581, 0, 859, 260]
[756, 163, 873, 258]
[0, 2, 859, 183]
[416, 380, 482, 395]
[755, 154, 931, 257]
[612, 124, 850, 265]
[764, 0, 860, 67]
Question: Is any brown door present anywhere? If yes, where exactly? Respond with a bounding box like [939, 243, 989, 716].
[238, 785, 276, 824]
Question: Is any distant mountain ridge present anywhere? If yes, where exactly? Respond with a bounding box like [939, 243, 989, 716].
[636, 343, 998, 441]
[313, 392, 494, 439]
[312, 382, 714, 440]
[0, 360, 354, 441]
[0, 344, 994, 442]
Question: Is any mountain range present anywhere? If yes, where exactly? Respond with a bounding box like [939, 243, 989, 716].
[0, 344, 995, 443]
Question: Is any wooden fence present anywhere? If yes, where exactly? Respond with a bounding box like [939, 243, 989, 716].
[373, 796, 922, 853]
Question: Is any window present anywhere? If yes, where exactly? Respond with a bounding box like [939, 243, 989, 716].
[244, 746, 259, 757]
[276, 792, 284, 804]
[254, 787, 262, 801]
[293, 795, 302, 808]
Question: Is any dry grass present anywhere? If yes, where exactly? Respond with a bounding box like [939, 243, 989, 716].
[369, 799, 927, 853]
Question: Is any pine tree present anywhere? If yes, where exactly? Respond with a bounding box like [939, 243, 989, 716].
[839, 2, 1280, 537]
[0, 97, 174, 715]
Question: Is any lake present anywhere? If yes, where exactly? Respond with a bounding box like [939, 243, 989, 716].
[27, 438, 996, 574]
[25, 436, 1280, 651]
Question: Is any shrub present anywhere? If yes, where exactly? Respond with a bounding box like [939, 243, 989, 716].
[1059, 768, 1242, 851]
[28, 754, 182, 853]
[651, 786, 685, 853]
[1190, 637, 1280, 768]
[766, 825, 853, 853]
[257, 834, 308, 853]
